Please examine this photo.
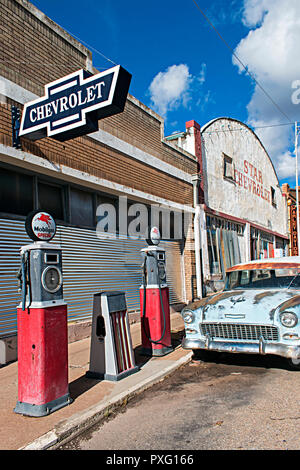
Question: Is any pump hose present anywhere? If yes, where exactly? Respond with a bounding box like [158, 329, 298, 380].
[141, 255, 169, 346]
[27, 251, 32, 310]
[20, 251, 32, 312]
[21, 253, 26, 311]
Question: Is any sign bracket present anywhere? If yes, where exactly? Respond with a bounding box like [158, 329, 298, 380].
[11, 105, 22, 149]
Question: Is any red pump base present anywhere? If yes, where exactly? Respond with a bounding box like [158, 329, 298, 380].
[139, 286, 173, 356]
[14, 304, 72, 417]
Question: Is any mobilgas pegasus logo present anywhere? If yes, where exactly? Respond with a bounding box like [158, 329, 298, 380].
[19, 65, 131, 142]
[24, 211, 56, 242]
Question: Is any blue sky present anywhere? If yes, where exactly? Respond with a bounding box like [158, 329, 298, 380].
[30, 0, 300, 188]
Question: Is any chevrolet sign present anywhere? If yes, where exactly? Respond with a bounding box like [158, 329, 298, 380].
[19, 65, 131, 142]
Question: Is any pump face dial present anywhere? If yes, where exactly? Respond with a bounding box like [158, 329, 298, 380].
[41, 266, 62, 293]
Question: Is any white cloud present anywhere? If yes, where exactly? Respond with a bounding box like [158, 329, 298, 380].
[207, 0, 243, 25]
[233, 0, 300, 181]
[149, 64, 192, 117]
[198, 63, 206, 85]
[241, 0, 270, 27]
[148, 63, 207, 118]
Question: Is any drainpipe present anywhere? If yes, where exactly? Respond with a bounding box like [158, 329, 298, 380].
[192, 174, 202, 299]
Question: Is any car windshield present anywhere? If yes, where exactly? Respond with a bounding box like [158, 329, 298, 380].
[225, 268, 300, 290]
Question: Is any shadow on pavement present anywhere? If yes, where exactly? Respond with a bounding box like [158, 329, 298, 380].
[69, 328, 185, 401]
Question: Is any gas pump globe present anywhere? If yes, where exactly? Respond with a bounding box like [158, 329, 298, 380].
[14, 210, 71, 417]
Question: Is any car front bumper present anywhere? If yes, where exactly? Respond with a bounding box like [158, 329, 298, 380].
[182, 336, 300, 360]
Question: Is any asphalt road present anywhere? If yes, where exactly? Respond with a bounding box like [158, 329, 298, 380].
[59, 351, 300, 451]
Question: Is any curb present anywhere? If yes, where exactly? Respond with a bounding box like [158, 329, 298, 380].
[20, 351, 193, 450]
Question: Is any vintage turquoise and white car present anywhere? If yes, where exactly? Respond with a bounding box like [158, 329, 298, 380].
[181, 257, 300, 369]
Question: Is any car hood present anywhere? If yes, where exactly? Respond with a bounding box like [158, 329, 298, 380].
[190, 289, 299, 324]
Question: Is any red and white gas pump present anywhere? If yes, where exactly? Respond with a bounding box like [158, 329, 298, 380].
[139, 227, 173, 356]
[14, 211, 72, 417]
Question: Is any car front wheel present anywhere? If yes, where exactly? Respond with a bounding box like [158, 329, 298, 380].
[287, 357, 300, 371]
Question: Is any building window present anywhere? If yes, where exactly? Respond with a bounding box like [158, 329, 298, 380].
[207, 226, 221, 274]
[206, 215, 244, 275]
[70, 187, 94, 227]
[0, 167, 34, 216]
[271, 186, 276, 207]
[223, 154, 234, 180]
[38, 181, 65, 221]
[250, 228, 274, 260]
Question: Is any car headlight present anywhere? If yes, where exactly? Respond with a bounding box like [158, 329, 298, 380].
[280, 311, 298, 328]
[182, 309, 194, 324]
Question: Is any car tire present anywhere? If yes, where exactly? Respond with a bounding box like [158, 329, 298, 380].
[287, 357, 300, 371]
[192, 349, 220, 363]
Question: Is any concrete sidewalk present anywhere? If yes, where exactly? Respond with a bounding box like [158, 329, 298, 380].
[0, 313, 192, 450]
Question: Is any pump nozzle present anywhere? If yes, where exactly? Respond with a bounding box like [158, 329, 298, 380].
[17, 250, 31, 311]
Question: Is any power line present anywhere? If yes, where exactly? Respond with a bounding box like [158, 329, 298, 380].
[56, 23, 118, 67]
[191, 0, 292, 124]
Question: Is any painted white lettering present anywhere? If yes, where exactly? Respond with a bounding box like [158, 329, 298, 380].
[45, 103, 52, 118]
[86, 85, 95, 102]
[29, 109, 37, 122]
[69, 93, 78, 108]
[36, 105, 45, 121]
[77, 90, 87, 106]
[95, 81, 105, 99]
[51, 99, 59, 114]
[59, 96, 69, 112]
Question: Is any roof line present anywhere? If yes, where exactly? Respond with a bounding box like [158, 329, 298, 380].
[201, 117, 282, 190]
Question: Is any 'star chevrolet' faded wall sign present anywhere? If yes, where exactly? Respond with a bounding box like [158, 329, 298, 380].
[19, 65, 131, 142]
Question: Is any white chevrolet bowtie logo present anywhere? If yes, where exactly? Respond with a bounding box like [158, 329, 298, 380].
[19, 65, 131, 142]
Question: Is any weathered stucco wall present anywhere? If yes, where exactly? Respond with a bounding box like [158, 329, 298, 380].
[201, 118, 288, 237]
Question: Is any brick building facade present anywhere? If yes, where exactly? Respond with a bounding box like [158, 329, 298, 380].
[0, 0, 199, 362]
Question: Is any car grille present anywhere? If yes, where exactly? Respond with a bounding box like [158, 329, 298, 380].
[200, 323, 279, 341]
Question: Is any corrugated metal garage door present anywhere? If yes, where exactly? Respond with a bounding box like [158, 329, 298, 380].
[0, 218, 184, 338]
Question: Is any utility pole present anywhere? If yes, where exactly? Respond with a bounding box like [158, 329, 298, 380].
[295, 122, 300, 255]
[191, 174, 202, 299]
